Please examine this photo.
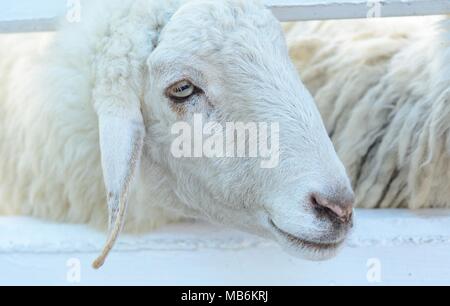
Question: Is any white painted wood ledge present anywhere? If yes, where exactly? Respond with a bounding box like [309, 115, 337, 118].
[1, 209, 450, 285]
[0, 0, 450, 33]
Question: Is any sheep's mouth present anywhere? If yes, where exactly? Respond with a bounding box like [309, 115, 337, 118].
[269, 219, 344, 252]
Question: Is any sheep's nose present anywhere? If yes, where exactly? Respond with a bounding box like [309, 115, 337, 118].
[310, 191, 354, 223]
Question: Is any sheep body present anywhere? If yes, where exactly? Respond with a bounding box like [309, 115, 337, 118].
[285, 16, 450, 208]
[0, 0, 184, 230]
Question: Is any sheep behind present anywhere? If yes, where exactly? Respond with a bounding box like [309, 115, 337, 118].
[0, 31, 105, 223]
[0, 0, 182, 230]
[285, 16, 450, 208]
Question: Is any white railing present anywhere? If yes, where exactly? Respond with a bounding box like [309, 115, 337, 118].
[0, 0, 450, 33]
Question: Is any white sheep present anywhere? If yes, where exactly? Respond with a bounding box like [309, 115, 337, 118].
[0, 0, 354, 268]
[285, 16, 450, 209]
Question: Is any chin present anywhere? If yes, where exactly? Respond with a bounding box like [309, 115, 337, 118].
[269, 219, 349, 261]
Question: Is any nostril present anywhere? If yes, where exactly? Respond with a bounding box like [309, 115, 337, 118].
[310, 192, 354, 223]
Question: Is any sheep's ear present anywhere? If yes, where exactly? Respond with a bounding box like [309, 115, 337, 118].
[92, 111, 145, 269]
[87, 0, 175, 266]
[91, 23, 151, 268]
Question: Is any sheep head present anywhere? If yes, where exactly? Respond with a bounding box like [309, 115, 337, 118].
[91, 0, 354, 268]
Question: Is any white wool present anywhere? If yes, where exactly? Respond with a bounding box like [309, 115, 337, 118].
[0, 0, 186, 230]
[285, 16, 450, 208]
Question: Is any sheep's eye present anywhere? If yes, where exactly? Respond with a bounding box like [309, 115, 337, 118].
[168, 80, 196, 101]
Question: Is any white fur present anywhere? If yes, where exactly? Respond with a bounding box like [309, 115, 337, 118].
[0, 0, 353, 262]
[285, 16, 450, 208]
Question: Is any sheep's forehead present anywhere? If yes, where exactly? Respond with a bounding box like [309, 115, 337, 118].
[152, 0, 290, 97]
[160, 0, 283, 56]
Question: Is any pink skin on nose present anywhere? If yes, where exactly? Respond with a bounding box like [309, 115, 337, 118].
[313, 193, 354, 222]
